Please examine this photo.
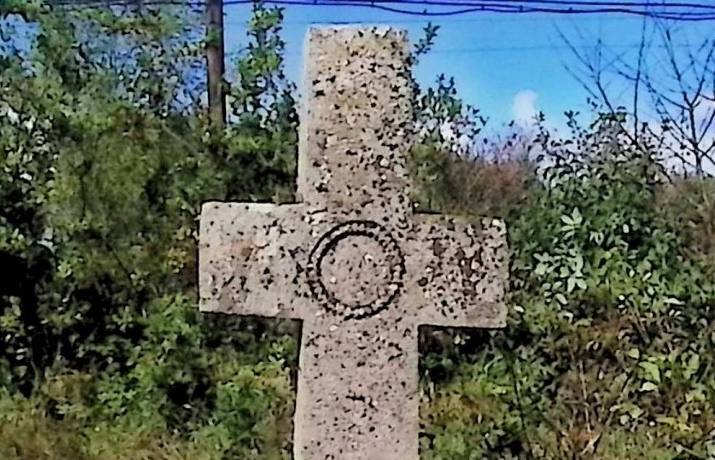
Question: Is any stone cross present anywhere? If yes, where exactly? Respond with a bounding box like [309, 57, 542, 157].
[198, 26, 507, 460]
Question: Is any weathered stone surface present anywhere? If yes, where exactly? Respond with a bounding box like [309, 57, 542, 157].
[198, 25, 508, 460]
[297, 26, 413, 225]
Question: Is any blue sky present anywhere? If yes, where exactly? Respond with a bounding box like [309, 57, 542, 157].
[222, 3, 714, 128]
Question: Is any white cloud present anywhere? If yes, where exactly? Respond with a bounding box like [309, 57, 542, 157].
[512, 90, 539, 125]
[694, 96, 715, 137]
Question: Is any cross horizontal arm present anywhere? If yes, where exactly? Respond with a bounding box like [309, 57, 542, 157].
[403, 215, 508, 328]
[198, 202, 311, 320]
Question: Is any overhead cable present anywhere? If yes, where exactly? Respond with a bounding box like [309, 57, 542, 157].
[44, 0, 715, 21]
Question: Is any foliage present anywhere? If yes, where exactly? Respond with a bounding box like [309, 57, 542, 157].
[222, 0, 298, 202]
[421, 111, 715, 459]
[0, 1, 296, 458]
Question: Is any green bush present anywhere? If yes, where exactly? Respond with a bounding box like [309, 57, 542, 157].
[420, 113, 715, 459]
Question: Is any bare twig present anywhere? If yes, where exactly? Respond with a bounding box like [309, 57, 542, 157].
[562, 16, 715, 176]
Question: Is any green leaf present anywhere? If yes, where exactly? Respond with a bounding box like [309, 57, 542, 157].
[572, 253, 584, 273]
[639, 382, 658, 392]
[626, 348, 640, 359]
[567, 277, 576, 293]
[639, 361, 661, 383]
[684, 354, 700, 380]
[561, 214, 574, 226]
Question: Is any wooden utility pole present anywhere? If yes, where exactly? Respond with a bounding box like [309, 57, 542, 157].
[206, 0, 226, 128]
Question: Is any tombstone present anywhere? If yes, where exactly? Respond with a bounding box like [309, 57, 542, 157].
[198, 26, 508, 460]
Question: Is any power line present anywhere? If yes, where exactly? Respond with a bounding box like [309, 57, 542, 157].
[10, 17, 709, 53]
[51, 0, 715, 8]
[223, 41, 711, 57]
[222, 14, 686, 25]
[46, 0, 715, 21]
[387, 0, 715, 10]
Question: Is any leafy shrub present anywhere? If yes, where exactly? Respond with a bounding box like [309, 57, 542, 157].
[421, 113, 715, 459]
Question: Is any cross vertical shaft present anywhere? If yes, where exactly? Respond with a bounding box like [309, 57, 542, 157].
[298, 27, 413, 226]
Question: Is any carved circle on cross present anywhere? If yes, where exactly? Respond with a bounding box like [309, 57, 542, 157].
[306, 220, 405, 319]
